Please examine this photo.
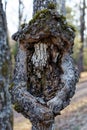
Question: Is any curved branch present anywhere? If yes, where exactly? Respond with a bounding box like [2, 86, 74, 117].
[47, 54, 79, 115]
[10, 46, 54, 123]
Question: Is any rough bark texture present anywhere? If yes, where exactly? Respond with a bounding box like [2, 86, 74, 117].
[10, 47, 54, 129]
[11, 0, 79, 130]
[33, 0, 56, 15]
[0, 1, 13, 130]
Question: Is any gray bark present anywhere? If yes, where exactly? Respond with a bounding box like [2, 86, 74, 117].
[18, 0, 24, 29]
[32, 122, 55, 130]
[11, 47, 54, 129]
[33, 0, 56, 15]
[57, 0, 66, 16]
[0, 1, 13, 130]
[60, 0, 66, 16]
[11, 0, 79, 130]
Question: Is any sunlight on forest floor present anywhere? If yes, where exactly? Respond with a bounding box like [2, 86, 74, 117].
[80, 72, 87, 78]
[14, 111, 32, 130]
[79, 72, 87, 83]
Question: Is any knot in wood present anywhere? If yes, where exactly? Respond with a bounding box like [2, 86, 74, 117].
[27, 41, 63, 102]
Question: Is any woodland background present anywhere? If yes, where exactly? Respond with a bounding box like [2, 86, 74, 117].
[0, 0, 87, 130]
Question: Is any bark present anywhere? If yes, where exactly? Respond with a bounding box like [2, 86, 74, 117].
[32, 121, 55, 130]
[11, 0, 79, 130]
[0, 1, 13, 130]
[78, 0, 86, 73]
[33, 0, 56, 15]
[11, 47, 54, 129]
[60, 0, 66, 16]
[57, 0, 66, 16]
[18, 0, 24, 29]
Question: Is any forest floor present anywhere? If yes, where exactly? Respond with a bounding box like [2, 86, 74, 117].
[14, 72, 87, 130]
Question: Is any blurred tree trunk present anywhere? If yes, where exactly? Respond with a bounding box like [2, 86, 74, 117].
[78, 0, 86, 73]
[57, 0, 66, 16]
[18, 0, 24, 29]
[0, 1, 13, 130]
[60, 0, 66, 16]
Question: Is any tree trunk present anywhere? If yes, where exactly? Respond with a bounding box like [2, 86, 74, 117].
[57, 0, 66, 16]
[78, 0, 86, 73]
[32, 121, 55, 130]
[60, 0, 66, 16]
[33, 0, 56, 15]
[11, 0, 79, 130]
[18, 0, 24, 29]
[0, 1, 13, 130]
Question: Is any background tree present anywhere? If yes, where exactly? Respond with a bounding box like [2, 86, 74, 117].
[57, 0, 66, 16]
[0, 0, 13, 130]
[18, 0, 24, 29]
[78, 0, 86, 73]
[60, 0, 66, 16]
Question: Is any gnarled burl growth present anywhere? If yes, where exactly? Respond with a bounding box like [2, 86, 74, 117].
[11, 7, 79, 130]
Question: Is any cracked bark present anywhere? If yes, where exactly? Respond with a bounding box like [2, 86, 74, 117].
[10, 0, 79, 130]
[0, 1, 13, 130]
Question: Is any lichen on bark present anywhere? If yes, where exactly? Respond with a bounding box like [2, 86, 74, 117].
[11, 0, 79, 129]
